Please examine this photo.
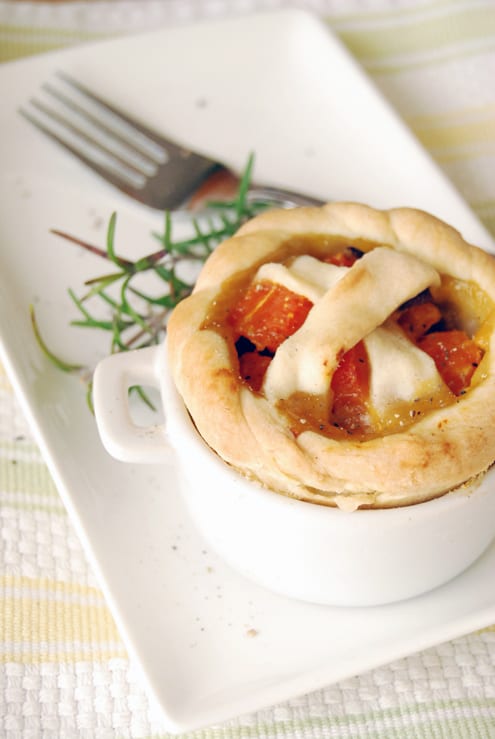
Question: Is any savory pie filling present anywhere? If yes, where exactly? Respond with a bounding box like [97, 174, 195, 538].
[207, 236, 492, 441]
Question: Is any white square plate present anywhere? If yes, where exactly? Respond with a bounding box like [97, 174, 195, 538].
[1, 10, 495, 733]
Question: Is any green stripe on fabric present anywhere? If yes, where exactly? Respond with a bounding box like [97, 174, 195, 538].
[335, 7, 495, 71]
[0, 23, 104, 41]
[0, 26, 110, 63]
[244, 701, 495, 739]
[328, 0, 483, 25]
[0, 457, 60, 498]
[0, 39, 72, 63]
[364, 38, 495, 74]
[0, 439, 42, 456]
[472, 198, 495, 234]
[0, 446, 67, 511]
[474, 211, 495, 238]
[0, 500, 66, 514]
[142, 700, 495, 739]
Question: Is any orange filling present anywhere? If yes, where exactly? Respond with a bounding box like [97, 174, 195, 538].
[229, 280, 313, 353]
[323, 247, 361, 268]
[397, 300, 483, 395]
[229, 251, 484, 431]
[238, 352, 272, 393]
[418, 330, 483, 395]
[397, 301, 442, 341]
[330, 341, 370, 434]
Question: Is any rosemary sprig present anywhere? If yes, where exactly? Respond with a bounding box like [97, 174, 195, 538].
[30, 305, 84, 373]
[32, 155, 269, 407]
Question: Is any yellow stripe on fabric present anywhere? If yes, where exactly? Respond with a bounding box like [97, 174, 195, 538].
[2, 596, 126, 662]
[411, 117, 495, 152]
[0, 361, 14, 390]
[0, 574, 106, 599]
[1, 574, 125, 662]
[3, 597, 119, 642]
[0, 647, 127, 665]
[336, 7, 495, 71]
[408, 103, 495, 127]
[431, 143, 495, 164]
[476, 623, 495, 632]
[0, 375, 13, 393]
[408, 104, 495, 162]
[472, 198, 495, 213]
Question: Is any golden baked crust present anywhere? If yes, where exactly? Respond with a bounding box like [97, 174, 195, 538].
[167, 203, 495, 510]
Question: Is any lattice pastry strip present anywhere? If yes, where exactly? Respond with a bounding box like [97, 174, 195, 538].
[263, 246, 440, 401]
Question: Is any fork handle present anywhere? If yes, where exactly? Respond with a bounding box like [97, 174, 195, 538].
[185, 167, 325, 211]
[186, 167, 240, 209]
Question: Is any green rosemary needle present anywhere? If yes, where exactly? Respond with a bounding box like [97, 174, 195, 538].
[32, 155, 271, 408]
[30, 305, 84, 373]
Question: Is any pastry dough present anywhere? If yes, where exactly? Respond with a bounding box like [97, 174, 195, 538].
[167, 203, 495, 510]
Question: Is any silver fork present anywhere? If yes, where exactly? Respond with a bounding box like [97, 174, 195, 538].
[19, 72, 324, 211]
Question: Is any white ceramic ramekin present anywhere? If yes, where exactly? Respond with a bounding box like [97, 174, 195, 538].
[92, 342, 495, 607]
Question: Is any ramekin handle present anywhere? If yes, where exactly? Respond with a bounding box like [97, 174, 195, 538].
[93, 345, 172, 463]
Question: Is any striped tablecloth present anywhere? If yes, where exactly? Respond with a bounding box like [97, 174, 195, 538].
[1, 1, 495, 737]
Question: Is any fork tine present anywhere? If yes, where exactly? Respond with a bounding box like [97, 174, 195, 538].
[20, 71, 222, 209]
[27, 94, 159, 177]
[49, 74, 169, 164]
[18, 105, 148, 194]
[54, 72, 221, 183]
[20, 72, 327, 211]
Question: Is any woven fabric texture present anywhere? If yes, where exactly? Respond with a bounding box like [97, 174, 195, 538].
[1, 1, 495, 737]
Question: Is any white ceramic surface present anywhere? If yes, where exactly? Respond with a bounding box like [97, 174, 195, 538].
[93, 343, 495, 607]
[1, 9, 495, 733]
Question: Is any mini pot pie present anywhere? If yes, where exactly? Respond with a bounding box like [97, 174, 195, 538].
[166, 203, 495, 511]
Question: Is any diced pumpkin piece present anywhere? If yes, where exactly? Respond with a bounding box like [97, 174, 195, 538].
[330, 340, 370, 433]
[418, 330, 483, 395]
[398, 302, 442, 341]
[230, 280, 313, 352]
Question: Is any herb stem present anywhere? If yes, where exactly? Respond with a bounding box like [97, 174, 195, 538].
[36, 154, 269, 408]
